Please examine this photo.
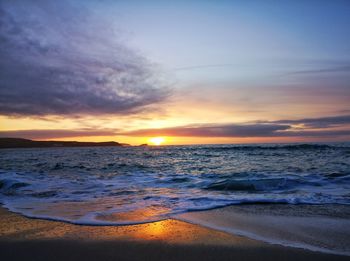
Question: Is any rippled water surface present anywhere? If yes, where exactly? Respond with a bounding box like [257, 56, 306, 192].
[0, 144, 350, 224]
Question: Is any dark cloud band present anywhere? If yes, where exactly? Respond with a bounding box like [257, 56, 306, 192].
[1, 115, 350, 140]
[124, 124, 290, 137]
[270, 115, 350, 128]
[121, 115, 350, 138]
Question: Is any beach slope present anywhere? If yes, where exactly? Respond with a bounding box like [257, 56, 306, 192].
[0, 206, 349, 261]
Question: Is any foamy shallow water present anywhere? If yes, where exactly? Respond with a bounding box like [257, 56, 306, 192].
[0, 144, 350, 225]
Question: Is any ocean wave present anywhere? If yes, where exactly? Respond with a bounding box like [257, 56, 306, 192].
[205, 177, 305, 192]
[0, 178, 30, 191]
[325, 172, 350, 179]
[0, 144, 349, 225]
[199, 144, 349, 151]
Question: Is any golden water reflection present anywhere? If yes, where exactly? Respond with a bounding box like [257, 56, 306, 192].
[96, 207, 170, 224]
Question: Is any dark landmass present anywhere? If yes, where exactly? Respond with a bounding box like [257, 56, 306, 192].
[0, 138, 128, 149]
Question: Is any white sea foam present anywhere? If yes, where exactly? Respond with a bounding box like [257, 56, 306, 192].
[0, 144, 349, 225]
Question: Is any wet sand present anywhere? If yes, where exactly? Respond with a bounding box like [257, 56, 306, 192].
[0, 206, 349, 261]
[176, 204, 350, 256]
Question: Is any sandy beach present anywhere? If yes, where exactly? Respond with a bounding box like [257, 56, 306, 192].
[1, 205, 349, 261]
[175, 204, 350, 256]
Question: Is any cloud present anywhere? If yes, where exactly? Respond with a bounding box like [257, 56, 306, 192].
[173, 64, 237, 71]
[1, 115, 350, 140]
[124, 124, 290, 137]
[270, 115, 350, 128]
[289, 65, 350, 75]
[0, 128, 118, 140]
[0, 0, 168, 117]
[273, 130, 350, 137]
[121, 115, 350, 138]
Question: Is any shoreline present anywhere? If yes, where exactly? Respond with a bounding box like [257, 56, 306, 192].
[1, 206, 349, 260]
[0, 205, 262, 245]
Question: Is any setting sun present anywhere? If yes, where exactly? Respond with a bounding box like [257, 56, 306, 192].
[149, 137, 166, 146]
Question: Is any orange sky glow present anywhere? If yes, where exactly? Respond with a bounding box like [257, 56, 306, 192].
[0, 1, 349, 145]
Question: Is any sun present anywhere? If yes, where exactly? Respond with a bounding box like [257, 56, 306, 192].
[149, 137, 166, 146]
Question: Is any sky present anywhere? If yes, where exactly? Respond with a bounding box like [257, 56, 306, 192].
[0, 0, 350, 145]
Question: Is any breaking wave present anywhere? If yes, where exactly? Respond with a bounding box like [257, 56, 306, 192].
[0, 143, 349, 225]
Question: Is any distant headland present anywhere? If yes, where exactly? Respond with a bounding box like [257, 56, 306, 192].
[0, 138, 129, 149]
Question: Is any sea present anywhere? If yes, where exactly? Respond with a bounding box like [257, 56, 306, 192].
[0, 143, 349, 225]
